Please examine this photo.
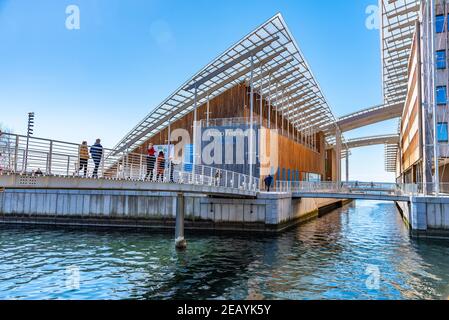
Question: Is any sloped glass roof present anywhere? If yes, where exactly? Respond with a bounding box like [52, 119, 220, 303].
[380, 0, 421, 106]
[114, 13, 341, 153]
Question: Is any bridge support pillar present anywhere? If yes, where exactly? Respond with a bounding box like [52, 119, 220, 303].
[175, 192, 187, 250]
[335, 128, 342, 184]
[345, 148, 349, 182]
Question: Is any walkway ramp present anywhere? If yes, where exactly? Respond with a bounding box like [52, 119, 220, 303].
[0, 174, 257, 198]
[0, 132, 259, 198]
[324, 103, 403, 133]
[277, 181, 415, 202]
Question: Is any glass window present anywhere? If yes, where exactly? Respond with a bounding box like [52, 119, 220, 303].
[437, 50, 447, 69]
[437, 122, 449, 142]
[436, 15, 445, 33]
[437, 86, 447, 105]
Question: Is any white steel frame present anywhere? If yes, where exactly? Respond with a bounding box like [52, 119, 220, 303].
[114, 14, 342, 153]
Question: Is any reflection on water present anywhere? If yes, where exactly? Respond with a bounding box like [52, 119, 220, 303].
[1, 200, 449, 300]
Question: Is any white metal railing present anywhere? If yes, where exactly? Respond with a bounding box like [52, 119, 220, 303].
[0, 132, 259, 192]
[275, 181, 424, 197]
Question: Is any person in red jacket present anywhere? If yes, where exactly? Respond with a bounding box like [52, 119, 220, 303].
[146, 143, 156, 181]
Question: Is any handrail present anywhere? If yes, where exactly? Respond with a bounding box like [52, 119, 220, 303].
[346, 134, 400, 143]
[274, 181, 424, 196]
[0, 132, 259, 192]
[337, 103, 400, 122]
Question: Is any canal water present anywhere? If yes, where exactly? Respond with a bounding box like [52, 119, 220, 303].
[1, 200, 449, 300]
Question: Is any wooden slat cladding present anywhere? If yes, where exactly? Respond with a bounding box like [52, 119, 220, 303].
[276, 131, 325, 177]
[133, 83, 326, 178]
[401, 23, 422, 174]
[133, 84, 247, 153]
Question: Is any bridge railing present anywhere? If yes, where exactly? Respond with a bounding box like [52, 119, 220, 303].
[0, 132, 259, 192]
[276, 181, 420, 196]
[337, 103, 389, 122]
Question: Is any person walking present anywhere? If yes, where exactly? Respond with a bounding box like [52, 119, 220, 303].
[168, 157, 175, 183]
[146, 143, 156, 181]
[156, 151, 165, 182]
[90, 139, 103, 178]
[214, 170, 222, 186]
[78, 141, 89, 177]
[264, 174, 273, 192]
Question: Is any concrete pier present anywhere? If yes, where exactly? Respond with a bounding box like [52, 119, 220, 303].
[175, 193, 187, 249]
[396, 197, 449, 239]
[0, 188, 346, 232]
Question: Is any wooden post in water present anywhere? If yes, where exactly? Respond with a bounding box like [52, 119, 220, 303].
[175, 192, 187, 250]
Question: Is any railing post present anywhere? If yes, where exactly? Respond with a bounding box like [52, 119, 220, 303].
[14, 135, 19, 173]
[201, 166, 204, 184]
[139, 154, 143, 180]
[22, 150, 25, 172]
[101, 153, 105, 179]
[126, 154, 129, 179]
[116, 157, 120, 179]
[225, 171, 228, 188]
[48, 140, 53, 175]
[66, 155, 70, 176]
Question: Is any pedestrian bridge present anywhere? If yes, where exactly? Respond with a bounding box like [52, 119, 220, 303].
[0, 132, 258, 198]
[332, 102, 403, 132]
[344, 134, 399, 150]
[276, 181, 417, 202]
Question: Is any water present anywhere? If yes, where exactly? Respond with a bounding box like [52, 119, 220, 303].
[1, 200, 449, 300]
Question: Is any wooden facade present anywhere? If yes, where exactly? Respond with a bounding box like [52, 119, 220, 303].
[134, 83, 326, 181]
[400, 23, 423, 183]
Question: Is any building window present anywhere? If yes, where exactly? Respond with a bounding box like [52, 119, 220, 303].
[437, 122, 449, 142]
[437, 86, 447, 105]
[436, 15, 445, 33]
[437, 50, 447, 69]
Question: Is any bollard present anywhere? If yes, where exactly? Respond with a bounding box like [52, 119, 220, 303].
[175, 192, 187, 250]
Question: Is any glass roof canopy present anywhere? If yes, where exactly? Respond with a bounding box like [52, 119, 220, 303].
[114, 13, 342, 153]
[380, 0, 421, 106]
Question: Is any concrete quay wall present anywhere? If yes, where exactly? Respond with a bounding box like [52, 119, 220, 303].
[396, 197, 449, 239]
[0, 189, 346, 232]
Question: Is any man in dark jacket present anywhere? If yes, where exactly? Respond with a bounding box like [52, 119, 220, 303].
[90, 139, 103, 178]
[264, 174, 273, 192]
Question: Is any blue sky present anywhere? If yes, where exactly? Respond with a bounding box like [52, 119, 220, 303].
[0, 0, 396, 181]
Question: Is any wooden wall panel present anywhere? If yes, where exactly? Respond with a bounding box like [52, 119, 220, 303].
[401, 23, 422, 175]
[133, 83, 326, 179]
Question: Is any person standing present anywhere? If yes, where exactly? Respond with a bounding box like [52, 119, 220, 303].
[146, 143, 156, 181]
[168, 157, 175, 183]
[215, 170, 222, 186]
[90, 139, 103, 178]
[156, 151, 165, 182]
[78, 141, 89, 177]
[264, 174, 273, 192]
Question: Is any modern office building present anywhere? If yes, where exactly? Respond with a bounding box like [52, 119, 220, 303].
[114, 14, 344, 185]
[381, 0, 449, 193]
